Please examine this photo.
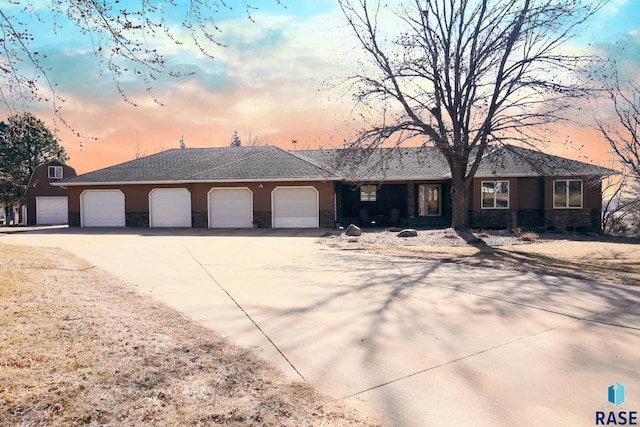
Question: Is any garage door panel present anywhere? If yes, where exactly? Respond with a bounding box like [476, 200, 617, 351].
[272, 187, 318, 228]
[81, 190, 125, 227]
[36, 197, 68, 225]
[209, 188, 252, 228]
[149, 188, 192, 228]
[274, 217, 318, 228]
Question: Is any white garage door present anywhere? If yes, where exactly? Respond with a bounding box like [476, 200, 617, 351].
[209, 188, 253, 228]
[149, 188, 192, 227]
[36, 197, 68, 225]
[81, 190, 125, 227]
[272, 186, 319, 228]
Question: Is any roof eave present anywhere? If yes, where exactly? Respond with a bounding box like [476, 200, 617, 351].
[52, 177, 341, 186]
[341, 175, 452, 182]
[474, 170, 618, 179]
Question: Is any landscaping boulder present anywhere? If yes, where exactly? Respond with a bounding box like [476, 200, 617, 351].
[397, 228, 418, 238]
[345, 224, 362, 237]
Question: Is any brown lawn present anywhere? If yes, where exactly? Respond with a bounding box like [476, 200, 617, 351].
[326, 232, 640, 287]
[0, 243, 379, 427]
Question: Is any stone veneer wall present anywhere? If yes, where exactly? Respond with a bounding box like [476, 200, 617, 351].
[319, 210, 335, 228]
[253, 211, 272, 228]
[471, 209, 546, 229]
[470, 208, 600, 231]
[192, 211, 208, 228]
[126, 212, 149, 228]
[68, 212, 80, 227]
[470, 209, 515, 229]
[544, 209, 600, 231]
[407, 181, 416, 220]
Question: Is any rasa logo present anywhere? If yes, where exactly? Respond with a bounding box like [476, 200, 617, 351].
[596, 382, 637, 425]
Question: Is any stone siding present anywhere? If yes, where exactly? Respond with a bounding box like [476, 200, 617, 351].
[126, 212, 149, 228]
[253, 211, 272, 228]
[68, 212, 80, 227]
[319, 210, 335, 228]
[192, 211, 207, 228]
[471, 209, 548, 230]
[544, 209, 600, 231]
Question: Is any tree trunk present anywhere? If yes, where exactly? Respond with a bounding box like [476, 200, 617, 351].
[5, 206, 13, 225]
[450, 168, 469, 230]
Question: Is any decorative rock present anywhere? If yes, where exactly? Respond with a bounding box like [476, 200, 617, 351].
[345, 224, 362, 237]
[397, 228, 418, 238]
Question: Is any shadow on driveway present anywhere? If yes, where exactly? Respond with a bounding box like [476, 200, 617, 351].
[2, 228, 640, 426]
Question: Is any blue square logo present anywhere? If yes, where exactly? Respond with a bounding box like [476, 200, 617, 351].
[609, 382, 626, 406]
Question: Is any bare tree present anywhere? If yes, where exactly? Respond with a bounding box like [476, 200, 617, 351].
[595, 76, 640, 236]
[601, 175, 639, 235]
[243, 131, 264, 146]
[595, 79, 640, 183]
[337, 0, 602, 228]
[132, 144, 147, 160]
[0, 1, 281, 111]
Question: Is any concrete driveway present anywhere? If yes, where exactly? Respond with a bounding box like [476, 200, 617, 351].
[3, 227, 640, 426]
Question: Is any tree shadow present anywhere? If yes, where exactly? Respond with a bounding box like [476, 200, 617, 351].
[220, 243, 640, 426]
[436, 229, 640, 287]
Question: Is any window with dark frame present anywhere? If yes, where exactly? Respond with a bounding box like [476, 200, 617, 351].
[48, 166, 63, 179]
[360, 185, 377, 202]
[553, 179, 583, 208]
[418, 184, 441, 216]
[481, 181, 509, 209]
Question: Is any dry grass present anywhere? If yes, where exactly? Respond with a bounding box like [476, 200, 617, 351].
[0, 243, 378, 427]
[325, 231, 640, 287]
[490, 241, 640, 287]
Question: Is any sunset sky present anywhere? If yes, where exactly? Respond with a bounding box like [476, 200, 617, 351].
[2, 0, 639, 174]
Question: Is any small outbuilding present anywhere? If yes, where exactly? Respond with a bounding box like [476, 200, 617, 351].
[25, 159, 77, 225]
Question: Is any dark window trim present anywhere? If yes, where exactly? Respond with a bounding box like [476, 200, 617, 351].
[417, 183, 442, 216]
[48, 166, 63, 179]
[553, 179, 583, 209]
[360, 184, 377, 202]
[481, 180, 510, 209]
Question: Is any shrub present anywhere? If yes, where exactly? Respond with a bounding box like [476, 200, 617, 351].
[476, 230, 490, 238]
[517, 232, 540, 242]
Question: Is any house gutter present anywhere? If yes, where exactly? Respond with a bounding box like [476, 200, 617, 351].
[51, 177, 342, 188]
[52, 171, 614, 189]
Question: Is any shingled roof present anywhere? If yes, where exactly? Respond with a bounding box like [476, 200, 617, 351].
[59, 146, 338, 185]
[294, 147, 451, 181]
[295, 144, 615, 181]
[474, 145, 616, 177]
[59, 143, 615, 186]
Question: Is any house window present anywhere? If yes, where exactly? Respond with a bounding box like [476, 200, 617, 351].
[482, 181, 509, 209]
[360, 185, 377, 202]
[48, 166, 63, 179]
[418, 184, 441, 216]
[554, 179, 582, 208]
